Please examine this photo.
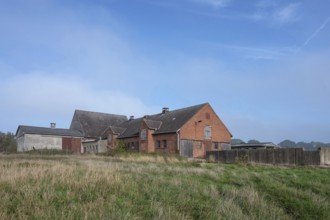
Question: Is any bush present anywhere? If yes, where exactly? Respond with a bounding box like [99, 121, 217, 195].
[109, 141, 129, 156]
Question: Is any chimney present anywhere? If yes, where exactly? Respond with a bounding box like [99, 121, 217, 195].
[50, 123, 56, 129]
[162, 107, 169, 114]
[129, 116, 134, 120]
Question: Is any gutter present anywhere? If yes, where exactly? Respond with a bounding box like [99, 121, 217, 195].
[176, 129, 180, 153]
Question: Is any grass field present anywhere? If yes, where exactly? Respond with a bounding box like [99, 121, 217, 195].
[0, 153, 329, 220]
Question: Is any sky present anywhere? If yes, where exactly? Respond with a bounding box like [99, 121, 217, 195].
[1, 0, 330, 143]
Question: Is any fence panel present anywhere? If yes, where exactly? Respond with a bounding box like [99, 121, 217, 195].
[206, 148, 322, 166]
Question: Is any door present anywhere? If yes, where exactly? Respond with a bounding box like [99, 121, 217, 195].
[181, 140, 193, 158]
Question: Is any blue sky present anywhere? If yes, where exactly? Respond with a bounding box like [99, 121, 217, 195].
[1, 0, 330, 143]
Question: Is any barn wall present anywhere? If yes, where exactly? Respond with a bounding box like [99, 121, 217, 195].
[16, 136, 25, 152]
[20, 134, 62, 152]
[98, 140, 108, 153]
[62, 137, 82, 154]
[153, 133, 178, 154]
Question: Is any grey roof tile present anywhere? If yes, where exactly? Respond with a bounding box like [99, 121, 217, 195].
[16, 125, 83, 137]
[117, 103, 208, 138]
[70, 110, 127, 138]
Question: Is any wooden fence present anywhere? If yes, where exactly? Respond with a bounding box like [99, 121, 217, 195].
[206, 148, 330, 166]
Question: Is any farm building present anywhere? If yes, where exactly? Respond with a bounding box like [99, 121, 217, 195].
[16, 124, 83, 153]
[101, 103, 232, 158]
[231, 142, 280, 150]
[69, 110, 127, 153]
[15, 103, 232, 158]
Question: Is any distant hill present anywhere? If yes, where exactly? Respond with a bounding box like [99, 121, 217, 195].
[231, 138, 330, 151]
[278, 140, 330, 151]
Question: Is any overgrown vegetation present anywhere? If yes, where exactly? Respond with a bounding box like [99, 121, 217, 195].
[0, 154, 329, 219]
[25, 149, 74, 155]
[0, 132, 16, 153]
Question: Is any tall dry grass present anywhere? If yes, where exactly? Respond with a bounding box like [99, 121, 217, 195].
[0, 154, 329, 219]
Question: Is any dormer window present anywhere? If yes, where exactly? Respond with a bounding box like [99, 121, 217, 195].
[140, 129, 147, 140]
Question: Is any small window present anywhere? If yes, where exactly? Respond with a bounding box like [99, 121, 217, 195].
[156, 140, 161, 148]
[204, 126, 212, 140]
[213, 142, 218, 149]
[163, 140, 167, 148]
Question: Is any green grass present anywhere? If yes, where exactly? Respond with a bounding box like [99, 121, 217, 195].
[0, 154, 329, 219]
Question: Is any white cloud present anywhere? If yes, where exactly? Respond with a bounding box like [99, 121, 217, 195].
[193, 0, 232, 8]
[0, 73, 158, 130]
[272, 3, 300, 23]
[252, 2, 300, 24]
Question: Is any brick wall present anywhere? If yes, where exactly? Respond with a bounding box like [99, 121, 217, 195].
[153, 133, 178, 154]
[180, 104, 231, 144]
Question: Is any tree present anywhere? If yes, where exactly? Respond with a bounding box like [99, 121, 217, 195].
[0, 132, 17, 153]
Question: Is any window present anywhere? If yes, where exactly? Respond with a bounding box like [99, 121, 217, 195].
[140, 129, 147, 140]
[156, 140, 161, 148]
[213, 142, 218, 149]
[163, 140, 167, 148]
[204, 126, 212, 140]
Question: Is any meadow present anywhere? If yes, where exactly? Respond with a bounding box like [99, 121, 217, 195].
[0, 153, 329, 220]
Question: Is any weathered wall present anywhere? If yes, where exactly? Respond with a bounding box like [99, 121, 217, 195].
[122, 137, 140, 151]
[83, 140, 99, 153]
[153, 133, 178, 154]
[206, 148, 323, 166]
[62, 137, 82, 154]
[16, 136, 24, 152]
[98, 139, 108, 153]
[18, 134, 62, 152]
[320, 148, 330, 165]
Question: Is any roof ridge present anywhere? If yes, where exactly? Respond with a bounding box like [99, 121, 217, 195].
[74, 109, 127, 117]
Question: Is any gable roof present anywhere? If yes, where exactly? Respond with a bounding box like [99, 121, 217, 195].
[147, 103, 208, 135]
[117, 118, 144, 138]
[144, 119, 162, 130]
[100, 126, 127, 139]
[70, 110, 127, 138]
[16, 125, 83, 138]
[117, 103, 208, 138]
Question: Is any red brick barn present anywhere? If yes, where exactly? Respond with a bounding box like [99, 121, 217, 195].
[106, 103, 232, 158]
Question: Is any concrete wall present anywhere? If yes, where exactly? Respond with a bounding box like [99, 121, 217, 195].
[98, 139, 108, 153]
[206, 148, 324, 166]
[17, 134, 62, 152]
[83, 141, 99, 153]
[320, 148, 330, 165]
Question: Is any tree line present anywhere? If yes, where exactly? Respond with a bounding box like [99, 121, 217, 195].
[0, 132, 17, 153]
